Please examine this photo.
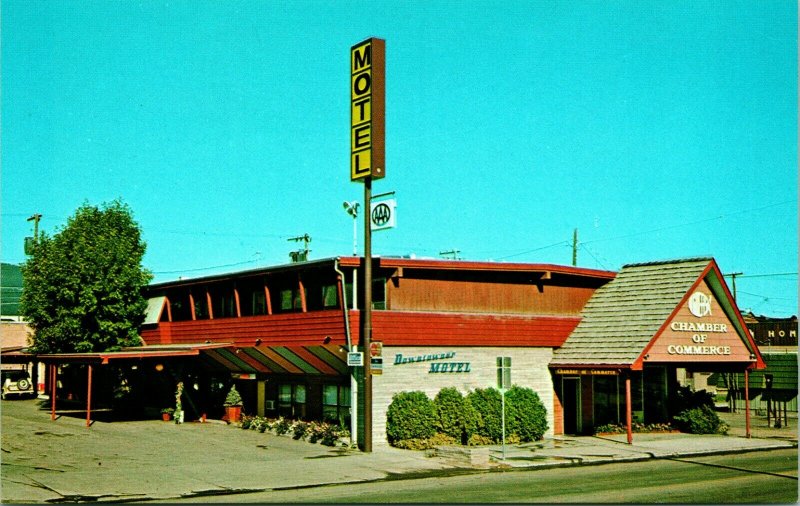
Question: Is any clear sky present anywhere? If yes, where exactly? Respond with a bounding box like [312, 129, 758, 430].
[2, 1, 797, 317]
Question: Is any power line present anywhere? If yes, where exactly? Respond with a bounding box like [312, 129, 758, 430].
[494, 240, 570, 261]
[581, 199, 796, 246]
[153, 258, 261, 275]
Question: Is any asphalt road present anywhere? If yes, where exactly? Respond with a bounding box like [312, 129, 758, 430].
[168, 448, 799, 504]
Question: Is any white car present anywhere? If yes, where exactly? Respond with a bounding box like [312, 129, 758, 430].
[1, 370, 34, 400]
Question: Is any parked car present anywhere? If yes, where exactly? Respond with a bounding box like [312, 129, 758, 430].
[1, 370, 34, 400]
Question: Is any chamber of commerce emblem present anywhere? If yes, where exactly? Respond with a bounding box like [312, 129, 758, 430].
[688, 292, 712, 318]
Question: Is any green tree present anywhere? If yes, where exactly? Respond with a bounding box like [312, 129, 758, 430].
[20, 200, 152, 353]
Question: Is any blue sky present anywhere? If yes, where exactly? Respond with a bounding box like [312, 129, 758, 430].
[2, 1, 797, 317]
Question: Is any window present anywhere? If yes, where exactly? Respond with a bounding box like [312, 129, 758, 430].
[279, 288, 302, 312]
[322, 384, 351, 425]
[305, 281, 340, 311]
[192, 290, 209, 319]
[278, 384, 307, 419]
[168, 291, 192, 321]
[238, 279, 267, 317]
[372, 278, 386, 310]
[210, 285, 237, 318]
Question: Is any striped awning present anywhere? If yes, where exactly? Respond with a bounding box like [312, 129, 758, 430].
[199, 344, 348, 376]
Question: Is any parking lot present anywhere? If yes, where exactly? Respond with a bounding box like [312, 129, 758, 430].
[1, 398, 449, 503]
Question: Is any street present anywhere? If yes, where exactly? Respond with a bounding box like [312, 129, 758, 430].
[169, 449, 798, 504]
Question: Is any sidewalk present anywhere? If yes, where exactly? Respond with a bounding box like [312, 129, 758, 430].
[1, 399, 796, 503]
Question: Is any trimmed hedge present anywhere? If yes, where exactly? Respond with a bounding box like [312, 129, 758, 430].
[434, 387, 478, 444]
[466, 388, 503, 442]
[505, 385, 548, 442]
[387, 386, 549, 448]
[385, 391, 437, 443]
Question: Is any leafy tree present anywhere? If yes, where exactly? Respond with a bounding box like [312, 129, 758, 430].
[20, 200, 152, 353]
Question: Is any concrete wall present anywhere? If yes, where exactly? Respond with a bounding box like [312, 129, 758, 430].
[371, 346, 554, 446]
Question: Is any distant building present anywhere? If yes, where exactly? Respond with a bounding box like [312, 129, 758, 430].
[710, 313, 797, 419]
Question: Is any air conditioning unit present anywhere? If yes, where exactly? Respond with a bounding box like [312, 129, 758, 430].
[264, 400, 275, 410]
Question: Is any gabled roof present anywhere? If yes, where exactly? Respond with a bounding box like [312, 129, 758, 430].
[550, 257, 764, 370]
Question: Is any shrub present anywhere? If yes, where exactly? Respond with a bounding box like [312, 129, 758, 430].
[466, 388, 503, 442]
[224, 385, 243, 407]
[670, 386, 714, 414]
[320, 423, 344, 446]
[274, 417, 291, 435]
[467, 433, 494, 446]
[433, 388, 478, 444]
[673, 405, 728, 435]
[386, 391, 437, 444]
[505, 386, 548, 442]
[240, 414, 253, 429]
[292, 421, 309, 440]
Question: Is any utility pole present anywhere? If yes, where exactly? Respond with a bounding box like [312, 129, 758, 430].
[288, 234, 311, 262]
[725, 272, 744, 302]
[25, 213, 42, 255]
[572, 228, 578, 266]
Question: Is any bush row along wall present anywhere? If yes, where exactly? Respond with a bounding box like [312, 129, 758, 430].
[372, 346, 555, 446]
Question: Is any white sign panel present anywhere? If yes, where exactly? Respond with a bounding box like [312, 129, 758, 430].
[347, 352, 364, 367]
[370, 198, 396, 231]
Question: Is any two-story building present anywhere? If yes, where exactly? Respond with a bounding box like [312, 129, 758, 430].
[139, 255, 764, 446]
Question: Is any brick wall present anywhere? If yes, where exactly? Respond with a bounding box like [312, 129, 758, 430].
[371, 346, 554, 446]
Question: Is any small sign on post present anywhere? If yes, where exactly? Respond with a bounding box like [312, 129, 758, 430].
[347, 352, 364, 367]
[497, 356, 511, 390]
[497, 356, 511, 460]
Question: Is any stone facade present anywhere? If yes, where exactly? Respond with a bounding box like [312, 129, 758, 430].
[371, 346, 554, 446]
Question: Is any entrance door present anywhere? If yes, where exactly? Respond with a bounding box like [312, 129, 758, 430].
[562, 377, 581, 435]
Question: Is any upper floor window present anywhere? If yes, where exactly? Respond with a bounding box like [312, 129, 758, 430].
[238, 279, 267, 317]
[210, 285, 237, 318]
[168, 291, 192, 321]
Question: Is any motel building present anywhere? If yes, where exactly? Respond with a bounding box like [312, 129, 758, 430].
[124, 255, 763, 447]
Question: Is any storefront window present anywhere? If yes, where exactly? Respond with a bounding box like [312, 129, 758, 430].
[323, 384, 351, 425]
[278, 384, 306, 419]
[593, 375, 619, 427]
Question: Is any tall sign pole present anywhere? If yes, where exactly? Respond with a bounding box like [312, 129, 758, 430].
[351, 37, 385, 453]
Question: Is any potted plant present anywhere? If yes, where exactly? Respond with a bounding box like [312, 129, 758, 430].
[224, 385, 243, 423]
[174, 381, 185, 424]
[161, 407, 174, 421]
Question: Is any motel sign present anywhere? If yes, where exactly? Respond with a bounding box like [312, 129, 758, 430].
[350, 38, 385, 181]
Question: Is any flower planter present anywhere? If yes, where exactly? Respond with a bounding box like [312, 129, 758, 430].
[162, 413, 172, 422]
[225, 405, 242, 423]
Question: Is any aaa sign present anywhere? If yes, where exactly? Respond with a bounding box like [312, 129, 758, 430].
[351, 38, 385, 181]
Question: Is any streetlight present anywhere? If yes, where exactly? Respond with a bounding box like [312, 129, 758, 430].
[343, 201, 359, 256]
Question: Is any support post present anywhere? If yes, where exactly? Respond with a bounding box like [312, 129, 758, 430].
[362, 177, 373, 452]
[86, 365, 93, 427]
[744, 368, 751, 438]
[50, 364, 57, 421]
[625, 373, 633, 444]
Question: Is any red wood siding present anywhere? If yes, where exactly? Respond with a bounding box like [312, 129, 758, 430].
[387, 277, 598, 315]
[349, 310, 580, 347]
[140, 310, 347, 348]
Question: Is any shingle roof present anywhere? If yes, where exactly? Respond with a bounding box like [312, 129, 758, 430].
[550, 258, 713, 367]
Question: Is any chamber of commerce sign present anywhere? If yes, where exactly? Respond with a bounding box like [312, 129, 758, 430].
[350, 38, 385, 181]
[646, 284, 752, 363]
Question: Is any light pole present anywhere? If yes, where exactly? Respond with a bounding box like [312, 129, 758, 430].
[343, 201, 360, 256]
